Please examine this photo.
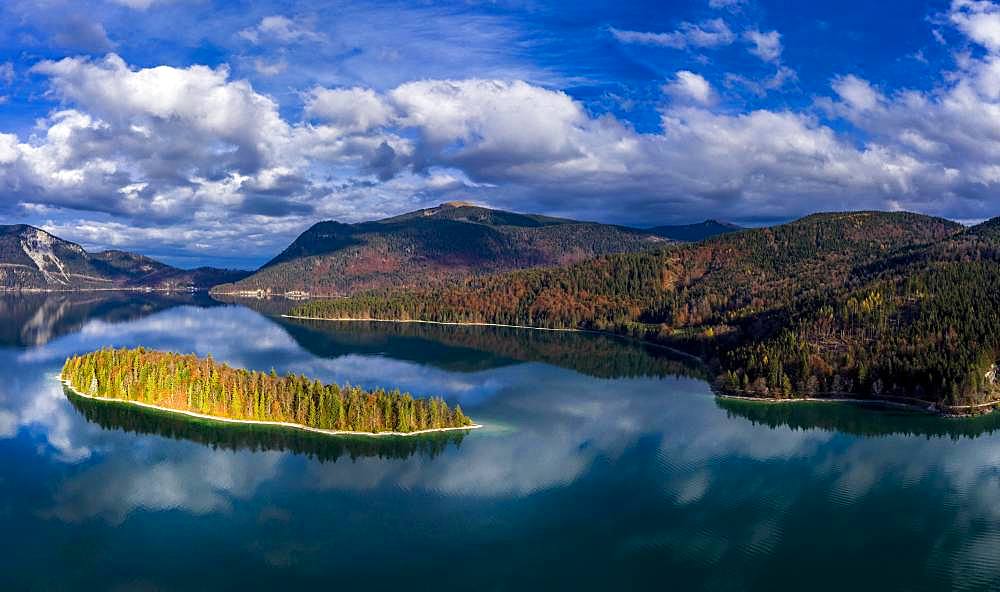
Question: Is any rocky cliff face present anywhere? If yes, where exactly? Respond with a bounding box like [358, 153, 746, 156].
[0, 225, 247, 291]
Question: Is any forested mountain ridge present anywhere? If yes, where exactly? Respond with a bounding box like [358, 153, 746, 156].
[0, 225, 248, 291]
[212, 202, 672, 296]
[647, 219, 742, 242]
[288, 210, 1000, 411]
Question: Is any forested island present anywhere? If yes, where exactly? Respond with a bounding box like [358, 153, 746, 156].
[61, 347, 477, 435]
[287, 212, 1000, 414]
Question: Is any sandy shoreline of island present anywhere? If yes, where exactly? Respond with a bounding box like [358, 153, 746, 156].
[59, 376, 482, 437]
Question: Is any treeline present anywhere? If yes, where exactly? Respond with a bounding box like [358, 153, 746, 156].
[288, 212, 1000, 408]
[68, 392, 468, 462]
[722, 260, 1000, 407]
[62, 347, 474, 433]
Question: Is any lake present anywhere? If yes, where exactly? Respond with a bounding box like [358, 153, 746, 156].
[3, 293, 1000, 590]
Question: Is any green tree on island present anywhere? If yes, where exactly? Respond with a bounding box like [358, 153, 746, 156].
[62, 347, 476, 434]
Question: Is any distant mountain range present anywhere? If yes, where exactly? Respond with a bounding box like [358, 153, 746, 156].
[0, 205, 741, 294]
[0, 224, 248, 291]
[213, 202, 740, 297]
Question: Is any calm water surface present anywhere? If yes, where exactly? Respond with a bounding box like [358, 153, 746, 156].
[3, 294, 1000, 590]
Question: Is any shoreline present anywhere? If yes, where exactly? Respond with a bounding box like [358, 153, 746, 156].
[59, 377, 482, 438]
[280, 315, 705, 364]
[281, 314, 587, 333]
[283, 316, 1000, 418]
[716, 393, 1000, 418]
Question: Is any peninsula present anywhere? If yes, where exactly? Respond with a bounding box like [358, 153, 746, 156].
[61, 347, 478, 436]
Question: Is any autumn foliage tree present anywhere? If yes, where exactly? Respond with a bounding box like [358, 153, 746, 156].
[62, 348, 474, 433]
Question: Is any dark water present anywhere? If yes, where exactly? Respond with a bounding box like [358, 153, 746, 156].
[4, 295, 1000, 590]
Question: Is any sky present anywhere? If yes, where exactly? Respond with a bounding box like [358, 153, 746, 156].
[1, 0, 999, 268]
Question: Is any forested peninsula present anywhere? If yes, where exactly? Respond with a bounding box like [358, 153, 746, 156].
[286, 212, 1000, 415]
[61, 348, 478, 436]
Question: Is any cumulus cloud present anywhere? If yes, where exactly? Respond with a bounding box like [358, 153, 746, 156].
[305, 86, 394, 133]
[831, 74, 884, 112]
[0, 51, 975, 253]
[390, 79, 588, 171]
[610, 19, 735, 49]
[745, 29, 783, 62]
[7, 0, 1000, 262]
[950, 0, 1000, 50]
[664, 71, 716, 105]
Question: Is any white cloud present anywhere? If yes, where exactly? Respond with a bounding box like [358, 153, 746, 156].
[609, 27, 686, 48]
[12, 0, 1000, 261]
[0, 133, 18, 164]
[950, 0, 1000, 51]
[306, 87, 394, 133]
[390, 79, 589, 170]
[239, 15, 323, 45]
[745, 29, 783, 62]
[664, 71, 716, 105]
[726, 66, 797, 96]
[832, 74, 884, 111]
[610, 19, 735, 49]
[253, 59, 287, 76]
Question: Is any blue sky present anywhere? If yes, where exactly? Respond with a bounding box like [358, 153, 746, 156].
[0, 0, 996, 268]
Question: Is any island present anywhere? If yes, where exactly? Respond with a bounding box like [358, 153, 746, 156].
[61, 347, 479, 436]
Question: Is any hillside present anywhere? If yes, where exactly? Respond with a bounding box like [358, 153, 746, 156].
[0, 225, 248, 291]
[647, 219, 742, 242]
[286, 211, 1000, 411]
[212, 202, 670, 296]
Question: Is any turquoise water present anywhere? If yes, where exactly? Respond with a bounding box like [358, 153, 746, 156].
[3, 294, 1000, 590]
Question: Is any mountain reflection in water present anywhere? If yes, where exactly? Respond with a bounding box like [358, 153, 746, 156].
[4, 294, 1000, 590]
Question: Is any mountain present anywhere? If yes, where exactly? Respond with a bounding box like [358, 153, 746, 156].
[213, 202, 670, 296]
[646, 219, 742, 242]
[0, 224, 248, 291]
[289, 211, 1000, 412]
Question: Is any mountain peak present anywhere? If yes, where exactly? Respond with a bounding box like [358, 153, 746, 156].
[0, 224, 248, 290]
[216, 204, 668, 296]
[647, 219, 743, 242]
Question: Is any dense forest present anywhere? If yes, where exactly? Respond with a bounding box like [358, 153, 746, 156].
[62, 348, 475, 434]
[289, 211, 1000, 411]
